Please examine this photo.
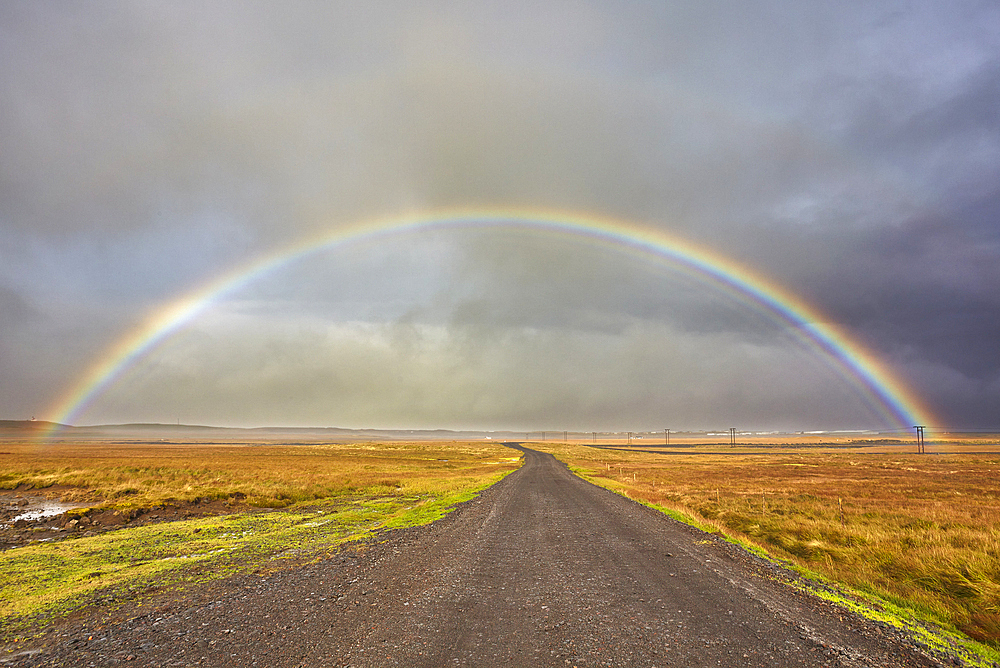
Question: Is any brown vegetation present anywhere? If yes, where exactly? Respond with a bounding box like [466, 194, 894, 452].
[0, 438, 520, 634]
[537, 439, 1000, 648]
[0, 439, 517, 510]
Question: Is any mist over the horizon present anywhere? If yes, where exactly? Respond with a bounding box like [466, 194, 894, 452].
[2, 2, 998, 431]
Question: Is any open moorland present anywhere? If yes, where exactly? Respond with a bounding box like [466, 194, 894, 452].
[2, 431, 999, 667]
[0, 438, 520, 638]
[0, 445, 963, 668]
[532, 435, 1000, 651]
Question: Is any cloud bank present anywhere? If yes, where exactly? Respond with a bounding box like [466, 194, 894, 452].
[2, 2, 998, 430]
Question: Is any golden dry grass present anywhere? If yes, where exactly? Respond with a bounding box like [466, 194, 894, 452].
[0, 439, 519, 509]
[0, 439, 521, 636]
[535, 439, 1000, 648]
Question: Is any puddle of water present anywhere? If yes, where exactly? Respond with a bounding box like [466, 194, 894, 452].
[11, 501, 83, 522]
[2, 497, 88, 527]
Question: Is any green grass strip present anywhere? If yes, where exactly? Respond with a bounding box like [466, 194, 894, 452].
[1, 467, 517, 641]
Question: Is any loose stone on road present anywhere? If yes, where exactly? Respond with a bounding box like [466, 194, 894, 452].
[7, 445, 945, 667]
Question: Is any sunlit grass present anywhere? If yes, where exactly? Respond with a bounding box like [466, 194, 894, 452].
[0, 440, 518, 509]
[539, 441, 1000, 655]
[0, 439, 521, 637]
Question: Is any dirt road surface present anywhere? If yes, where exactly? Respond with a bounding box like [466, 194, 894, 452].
[4, 446, 950, 667]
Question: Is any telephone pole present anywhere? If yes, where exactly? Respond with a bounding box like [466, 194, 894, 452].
[914, 425, 925, 454]
[664, 428, 670, 445]
[729, 427, 737, 446]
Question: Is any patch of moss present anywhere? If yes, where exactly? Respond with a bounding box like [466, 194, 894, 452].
[796, 582, 1000, 668]
[0, 466, 519, 641]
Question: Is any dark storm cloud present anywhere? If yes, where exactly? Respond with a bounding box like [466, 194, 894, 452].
[1, 1, 998, 429]
[733, 183, 1000, 428]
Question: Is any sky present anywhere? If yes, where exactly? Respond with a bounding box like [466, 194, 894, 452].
[1, 1, 998, 432]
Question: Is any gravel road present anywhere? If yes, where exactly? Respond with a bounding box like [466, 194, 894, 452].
[4, 445, 951, 667]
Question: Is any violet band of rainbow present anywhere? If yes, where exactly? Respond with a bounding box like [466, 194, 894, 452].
[41, 207, 938, 436]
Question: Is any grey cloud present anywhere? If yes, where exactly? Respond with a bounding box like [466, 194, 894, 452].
[2, 1, 999, 429]
[0, 2, 855, 242]
[0, 283, 37, 329]
[92, 313, 885, 431]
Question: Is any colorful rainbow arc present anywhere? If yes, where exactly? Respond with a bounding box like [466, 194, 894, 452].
[42, 208, 937, 435]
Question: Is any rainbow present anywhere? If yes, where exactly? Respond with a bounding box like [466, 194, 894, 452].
[42, 208, 936, 434]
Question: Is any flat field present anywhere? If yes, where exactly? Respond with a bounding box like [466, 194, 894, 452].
[534, 437, 1000, 649]
[0, 438, 520, 637]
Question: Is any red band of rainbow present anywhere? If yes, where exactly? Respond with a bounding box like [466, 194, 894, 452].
[42, 208, 937, 436]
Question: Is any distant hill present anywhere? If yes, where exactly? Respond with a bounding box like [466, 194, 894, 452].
[0, 420, 530, 442]
[0, 419, 65, 433]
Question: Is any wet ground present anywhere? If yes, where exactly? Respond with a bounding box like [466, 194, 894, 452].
[0, 490, 247, 551]
[1, 496, 83, 523]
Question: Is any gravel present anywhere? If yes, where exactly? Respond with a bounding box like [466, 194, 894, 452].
[2, 445, 956, 667]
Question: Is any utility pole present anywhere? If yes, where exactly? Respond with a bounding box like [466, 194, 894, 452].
[729, 427, 736, 446]
[592, 432, 596, 443]
[627, 431, 633, 445]
[664, 428, 670, 446]
[914, 425, 925, 454]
